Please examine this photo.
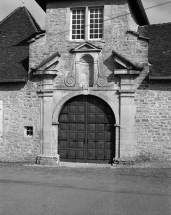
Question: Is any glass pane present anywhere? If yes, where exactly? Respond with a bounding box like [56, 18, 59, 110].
[99, 29, 103, 33]
[99, 24, 103, 28]
[72, 8, 85, 40]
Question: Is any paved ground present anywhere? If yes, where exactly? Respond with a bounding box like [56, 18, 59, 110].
[0, 162, 171, 215]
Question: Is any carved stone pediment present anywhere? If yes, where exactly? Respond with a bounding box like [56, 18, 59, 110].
[113, 50, 143, 75]
[32, 51, 61, 76]
[71, 42, 102, 53]
[65, 42, 107, 88]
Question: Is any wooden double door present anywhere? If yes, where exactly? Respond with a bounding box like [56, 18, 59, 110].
[58, 95, 115, 163]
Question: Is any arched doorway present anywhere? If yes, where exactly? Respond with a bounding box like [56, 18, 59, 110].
[58, 95, 115, 163]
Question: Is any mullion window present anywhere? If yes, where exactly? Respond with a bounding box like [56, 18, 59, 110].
[72, 9, 85, 40]
[89, 8, 103, 39]
[71, 7, 103, 40]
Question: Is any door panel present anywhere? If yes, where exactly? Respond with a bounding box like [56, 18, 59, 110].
[58, 95, 115, 163]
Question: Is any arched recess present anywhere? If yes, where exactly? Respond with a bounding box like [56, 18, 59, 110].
[52, 91, 119, 125]
[79, 54, 94, 87]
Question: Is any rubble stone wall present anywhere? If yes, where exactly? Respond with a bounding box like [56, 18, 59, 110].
[0, 80, 41, 162]
[135, 81, 171, 161]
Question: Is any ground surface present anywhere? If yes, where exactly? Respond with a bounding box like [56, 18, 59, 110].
[0, 162, 171, 215]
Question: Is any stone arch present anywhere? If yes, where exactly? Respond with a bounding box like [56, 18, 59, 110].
[52, 91, 119, 125]
[80, 54, 94, 63]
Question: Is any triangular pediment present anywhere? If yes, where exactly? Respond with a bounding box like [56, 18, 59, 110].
[113, 50, 143, 71]
[71, 42, 102, 53]
[33, 51, 60, 71]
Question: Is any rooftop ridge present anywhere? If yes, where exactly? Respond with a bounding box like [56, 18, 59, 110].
[0, 6, 41, 32]
[22, 6, 41, 32]
[0, 7, 21, 25]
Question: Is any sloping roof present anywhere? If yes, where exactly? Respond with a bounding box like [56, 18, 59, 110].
[0, 6, 42, 82]
[35, 0, 149, 26]
[139, 23, 171, 77]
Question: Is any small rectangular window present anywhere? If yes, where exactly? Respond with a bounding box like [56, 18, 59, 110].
[25, 126, 33, 137]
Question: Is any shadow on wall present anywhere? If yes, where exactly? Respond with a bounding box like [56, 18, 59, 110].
[0, 83, 26, 91]
[103, 54, 120, 83]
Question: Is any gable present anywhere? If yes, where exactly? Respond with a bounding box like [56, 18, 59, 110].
[113, 50, 143, 73]
[32, 51, 60, 74]
[35, 0, 149, 26]
[0, 7, 42, 82]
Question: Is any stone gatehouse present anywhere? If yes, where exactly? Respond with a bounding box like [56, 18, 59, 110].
[1, 0, 171, 164]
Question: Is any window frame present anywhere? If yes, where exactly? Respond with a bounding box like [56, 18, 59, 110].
[24, 126, 33, 138]
[70, 6, 104, 41]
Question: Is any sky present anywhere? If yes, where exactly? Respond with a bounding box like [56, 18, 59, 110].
[0, 0, 171, 28]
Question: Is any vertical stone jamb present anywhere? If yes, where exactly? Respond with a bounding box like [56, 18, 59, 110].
[115, 72, 141, 162]
[114, 125, 120, 160]
[119, 90, 136, 160]
[36, 72, 59, 165]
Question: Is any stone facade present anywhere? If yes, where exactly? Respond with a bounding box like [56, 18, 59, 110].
[135, 81, 171, 161]
[29, 0, 150, 164]
[0, 80, 41, 162]
[2, 0, 171, 163]
[0, 6, 42, 162]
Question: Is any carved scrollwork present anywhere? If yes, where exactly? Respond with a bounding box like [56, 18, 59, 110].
[64, 54, 76, 87]
[97, 77, 107, 87]
[64, 75, 75, 87]
[96, 52, 107, 87]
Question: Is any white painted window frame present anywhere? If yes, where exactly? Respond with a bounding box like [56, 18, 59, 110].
[70, 6, 104, 41]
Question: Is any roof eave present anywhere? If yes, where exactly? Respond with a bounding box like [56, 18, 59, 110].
[35, 0, 149, 25]
[128, 0, 149, 26]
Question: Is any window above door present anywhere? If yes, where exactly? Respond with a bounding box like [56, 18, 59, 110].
[71, 6, 104, 40]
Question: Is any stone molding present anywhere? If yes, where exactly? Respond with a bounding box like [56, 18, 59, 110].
[52, 91, 119, 125]
[65, 42, 107, 88]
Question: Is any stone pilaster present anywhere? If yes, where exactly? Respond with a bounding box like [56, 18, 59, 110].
[36, 72, 59, 165]
[116, 73, 139, 162]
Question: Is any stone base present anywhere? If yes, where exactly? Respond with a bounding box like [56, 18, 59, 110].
[36, 155, 60, 166]
[113, 158, 135, 165]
